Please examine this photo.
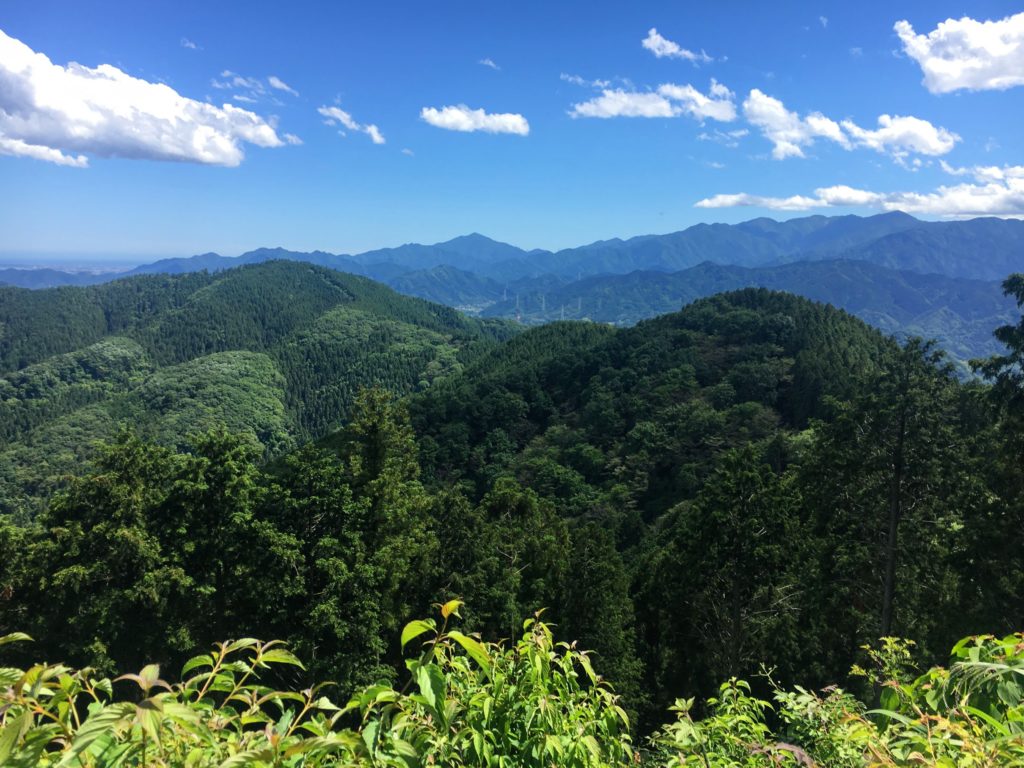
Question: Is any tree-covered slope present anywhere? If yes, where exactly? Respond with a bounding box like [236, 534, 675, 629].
[0, 261, 514, 514]
[481, 259, 1016, 369]
[4, 283, 1023, 742]
[416, 289, 893, 507]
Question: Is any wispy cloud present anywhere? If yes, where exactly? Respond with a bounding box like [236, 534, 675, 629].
[420, 105, 529, 135]
[318, 105, 386, 144]
[895, 12, 1024, 93]
[401, 147, 414, 156]
[560, 73, 613, 88]
[641, 28, 713, 63]
[698, 128, 749, 147]
[0, 29, 292, 167]
[819, 16, 828, 28]
[268, 75, 299, 97]
[479, 58, 500, 70]
[180, 37, 198, 50]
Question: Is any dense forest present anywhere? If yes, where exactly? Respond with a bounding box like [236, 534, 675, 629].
[3, 269, 1024, 763]
[0, 262, 513, 515]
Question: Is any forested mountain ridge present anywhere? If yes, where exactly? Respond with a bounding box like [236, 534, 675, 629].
[480, 259, 1018, 369]
[6, 212, 1022, 369]
[6, 284, 1024, 750]
[0, 261, 514, 515]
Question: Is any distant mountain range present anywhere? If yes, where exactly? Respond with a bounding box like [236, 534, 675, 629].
[6, 212, 1024, 288]
[3, 212, 1023, 368]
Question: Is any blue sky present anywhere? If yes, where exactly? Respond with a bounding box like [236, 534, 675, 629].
[1, 1, 1023, 264]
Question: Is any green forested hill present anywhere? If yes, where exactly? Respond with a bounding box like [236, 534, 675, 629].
[0, 261, 514, 514]
[3, 282, 1024, 751]
[481, 259, 1016, 370]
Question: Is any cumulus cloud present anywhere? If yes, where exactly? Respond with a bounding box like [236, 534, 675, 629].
[268, 75, 298, 97]
[570, 89, 676, 118]
[180, 37, 198, 50]
[318, 105, 385, 144]
[642, 28, 713, 63]
[479, 58, 500, 70]
[743, 89, 958, 161]
[420, 104, 529, 135]
[743, 89, 847, 158]
[570, 79, 736, 121]
[841, 114, 958, 158]
[940, 160, 1024, 182]
[0, 29, 291, 167]
[895, 12, 1024, 93]
[696, 176, 1024, 218]
[657, 80, 737, 121]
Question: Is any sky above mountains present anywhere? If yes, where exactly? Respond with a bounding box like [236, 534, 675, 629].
[1, 1, 1023, 261]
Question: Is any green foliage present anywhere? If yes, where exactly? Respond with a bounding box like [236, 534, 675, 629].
[4, 619, 1024, 767]
[0, 262, 510, 513]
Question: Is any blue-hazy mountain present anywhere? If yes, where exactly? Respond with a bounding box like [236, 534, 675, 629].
[5, 213, 1024, 290]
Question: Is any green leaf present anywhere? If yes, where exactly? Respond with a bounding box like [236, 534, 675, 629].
[181, 654, 214, 677]
[0, 632, 32, 647]
[219, 749, 272, 768]
[260, 648, 306, 669]
[400, 619, 434, 650]
[447, 630, 491, 675]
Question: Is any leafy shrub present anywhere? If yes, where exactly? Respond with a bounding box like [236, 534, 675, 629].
[3, 611, 1024, 767]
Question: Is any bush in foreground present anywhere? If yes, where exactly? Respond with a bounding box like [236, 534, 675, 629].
[2, 602, 1023, 766]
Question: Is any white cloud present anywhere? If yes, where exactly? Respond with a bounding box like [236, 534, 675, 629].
[560, 72, 611, 88]
[420, 104, 529, 135]
[180, 37, 198, 50]
[479, 58, 500, 70]
[212, 70, 264, 92]
[570, 89, 676, 118]
[698, 128, 749, 147]
[743, 89, 958, 161]
[814, 185, 884, 206]
[940, 160, 1024, 182]
[0, 136, 86, 167]
[895, 12, 1024, 93]
[318, 105, 385, 144]
[657, 79, 737, 121]
[268, 75, 298, 97]
[401, 147, 414, 156]
[742, 89, 847, 158]
[695, 177, 1024, 218]
[850, 46, 864, 57]
[841, 114, 958, 158]
[695, 192, 825, 210]
[0, 29, 290, 167]
[642, 28, 713, 63]
[570, 79, 736, 121]
[819, 16, 828, 29]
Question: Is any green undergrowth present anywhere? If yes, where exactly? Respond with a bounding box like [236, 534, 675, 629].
[3, 602, 1023, 767]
